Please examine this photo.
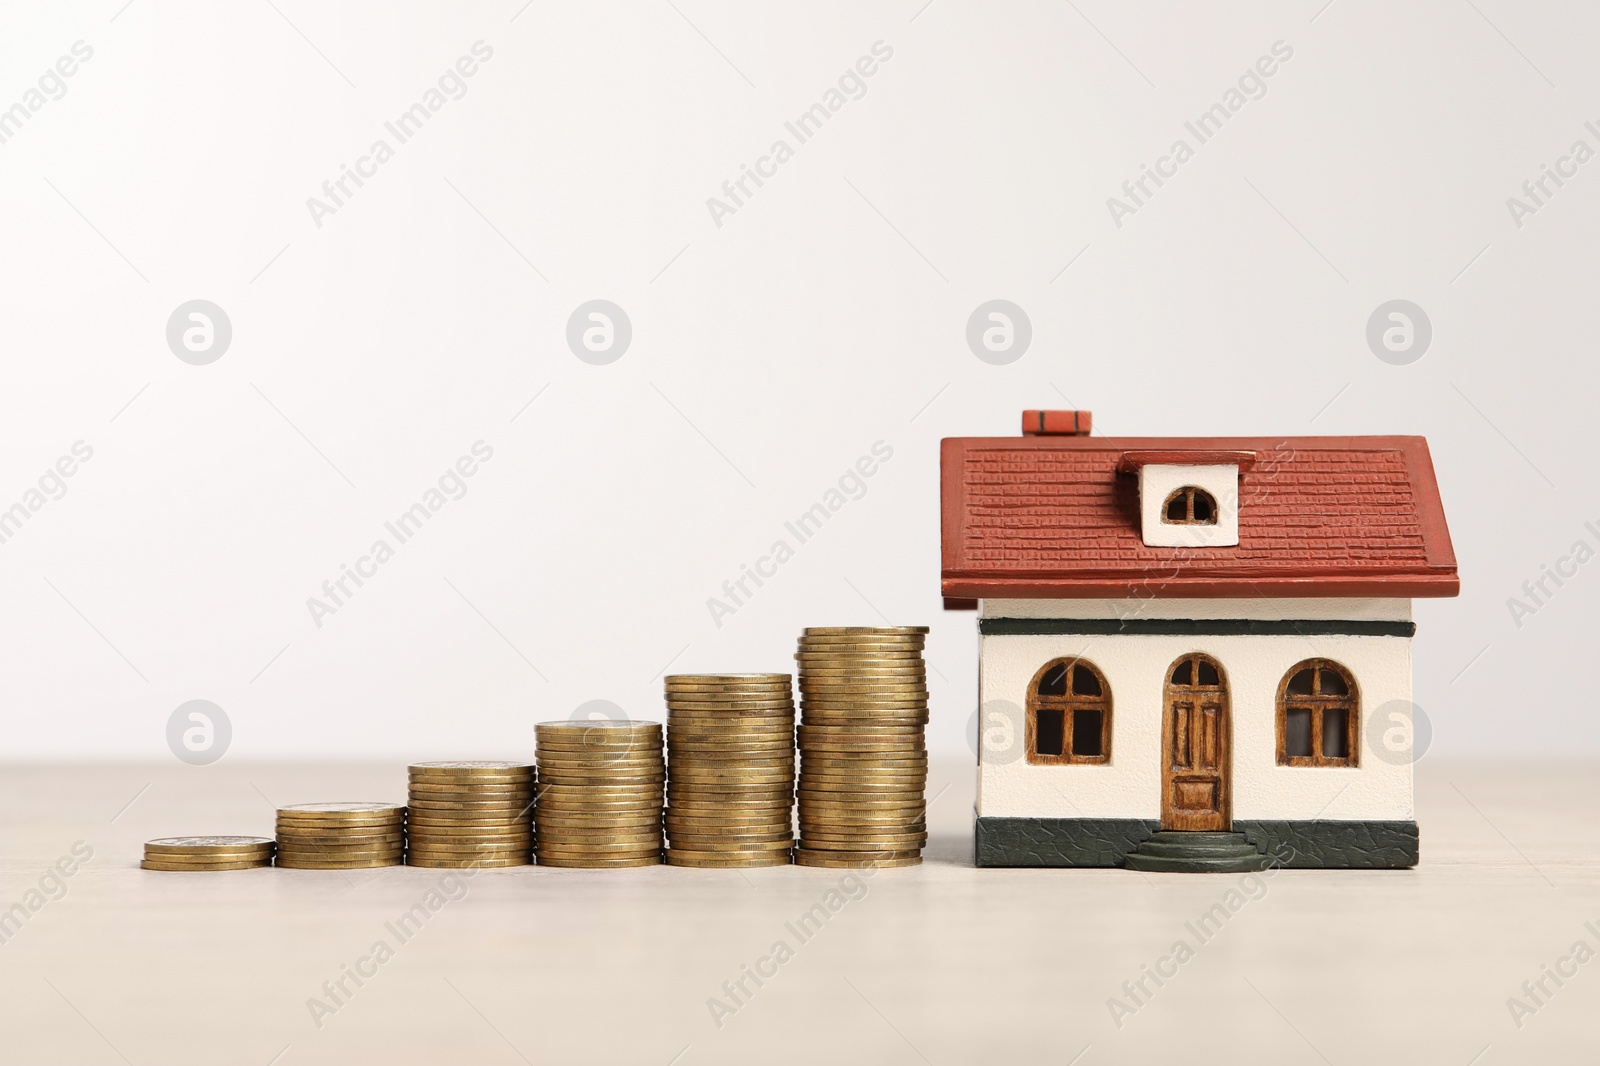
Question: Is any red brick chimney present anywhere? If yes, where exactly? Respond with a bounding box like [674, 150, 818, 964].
[1021, 410, 1092, 436]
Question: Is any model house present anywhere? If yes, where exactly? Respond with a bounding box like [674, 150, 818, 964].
[942, 411, 1458, 871]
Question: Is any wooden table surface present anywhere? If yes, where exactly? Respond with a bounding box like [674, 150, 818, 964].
[0, 759, 1594, 1064]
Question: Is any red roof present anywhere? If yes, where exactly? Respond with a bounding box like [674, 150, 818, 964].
[941, 432, 1458, 600]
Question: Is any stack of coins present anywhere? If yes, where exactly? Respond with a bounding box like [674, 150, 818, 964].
[407, 761, 535, 868]
[140, 836, 275, 871]
[795, 626, 930, 868]
[535, 721, 664, 868]
[275, 803, 406, 869]
[664, 674, 795, 868]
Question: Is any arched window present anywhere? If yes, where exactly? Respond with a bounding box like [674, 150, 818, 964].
[1163, 486, 1217, 525]
[1026, 658, 1111, 765]
[1277, 659, 1359, 767]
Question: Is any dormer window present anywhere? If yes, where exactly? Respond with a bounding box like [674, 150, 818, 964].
[1163, 487, 1217, 525]
[1119, 450, 1255, 548]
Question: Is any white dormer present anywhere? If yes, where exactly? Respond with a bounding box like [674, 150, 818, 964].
[1119, 450, 1257, 548]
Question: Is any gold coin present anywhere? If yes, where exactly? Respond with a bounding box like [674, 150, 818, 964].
[140, 859, 272, 872]
[406, 814, 529, 827]
[536, 843, 662, 858]
[275, 843, 405, 856]
[536, 855, 661, 868]
[409, 760, 532, 769]
[403, 838, 534, 857]
[534, 813, 659, 828]
[796, 832, 928, 851]
[666, 851, 791, 868]
[802, 625, 928, 635]
[534, 795, 661, 810]
[667, 830, 793, 845]
[536, 833, 661, 848]
[143, 837, 274, 858]
[793, 851, 921, 868]
[275, 813, 406, 826]
[274, 831, 404, 843]
[278, 802, 405, 816]
[275, 856, 405, 869]
[537, 719, 660, 733]
[406, 856, 530, 868]
[801, 829, 928, 845]
[408, 779, 533, 791]
[665, 671, 790, 682]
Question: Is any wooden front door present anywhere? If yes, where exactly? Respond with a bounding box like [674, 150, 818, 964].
[1161, 653, 1231, 831]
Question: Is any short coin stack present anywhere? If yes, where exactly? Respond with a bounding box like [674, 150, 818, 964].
[534, 721, 664, 868]
[795, 626, 930, 868]
[664, 673, 795, 868]
[407, 761, 535, 868]
[275, 803, 406, 869]
[140, 836, 275, 871]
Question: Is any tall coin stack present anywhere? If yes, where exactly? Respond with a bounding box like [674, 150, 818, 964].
[534, 721, 664, 868]
[275, 803, 406, 869]
[664, 673, 795, 868]
[795, 626, 930, 868]
[406, 761, 535, 868]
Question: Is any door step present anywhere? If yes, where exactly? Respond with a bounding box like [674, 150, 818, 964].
[1124, 830, 1268, 873]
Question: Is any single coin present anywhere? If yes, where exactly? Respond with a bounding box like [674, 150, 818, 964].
[274, 831, 405, 843]
[536, 855, 662, 868]
[275, 856, 405, 869]
[667, 831, 793, 846]
[802, 625, 928, 635]
[406, 856, 530, 868]
[408, 780, 533, 792]
[536, 840, 664, 856]
[534, 812, 659, 828]
[537, 720, 660, 734]
[407, 847, 532, 860]
[141, 842, 275, 859]
[406, 815, 529, 827]
[800, 815, 926, 828]
[801, 831, 929, 846]
[793, 851, 921, 869]
[666, 851, 791, 868]
[409, 760, 533, 772]
[275, 843, 405, 857]
[278, 802, 405, 816]
[140, 858, 272, 872]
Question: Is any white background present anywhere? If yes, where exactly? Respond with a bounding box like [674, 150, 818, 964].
[0, 0, 1591, 761]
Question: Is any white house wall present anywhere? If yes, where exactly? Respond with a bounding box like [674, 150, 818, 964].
[976, 630, 1414, 822]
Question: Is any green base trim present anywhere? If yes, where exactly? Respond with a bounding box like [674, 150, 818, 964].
[1235, 820, 1419, 869]
[974, 817, 1420, 869]
[974, 817, 1157, 867]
